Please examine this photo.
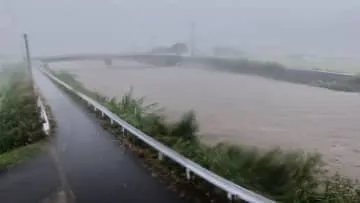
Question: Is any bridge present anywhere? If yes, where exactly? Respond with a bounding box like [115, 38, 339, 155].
[34, 53, 184, 67]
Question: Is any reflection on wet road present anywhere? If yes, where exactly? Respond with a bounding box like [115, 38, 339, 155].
[33, 69, 185, 203]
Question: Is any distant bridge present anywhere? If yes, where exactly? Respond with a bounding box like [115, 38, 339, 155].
[33, 53, 184, 66]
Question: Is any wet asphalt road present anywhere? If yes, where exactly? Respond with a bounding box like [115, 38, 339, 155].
[0, 151, 61, 203]
[33, 69, 186, 203]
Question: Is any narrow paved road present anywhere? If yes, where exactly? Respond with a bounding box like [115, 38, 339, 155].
[32, 69, 186, 203]
[0, 151, 61, 203]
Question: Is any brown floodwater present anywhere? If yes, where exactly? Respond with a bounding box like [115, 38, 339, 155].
[50, 60, 360, 179]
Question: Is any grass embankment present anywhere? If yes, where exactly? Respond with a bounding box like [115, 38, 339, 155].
[0, 68, 46, 170]
[0, 142, 46, 169]
[50, 69, 360, 202]
[138, 56, 360, 92]
[201, 58, 360, 92]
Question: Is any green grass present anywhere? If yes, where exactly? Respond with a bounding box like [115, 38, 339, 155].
[0, 141, 46, 169]
[0, 66, 45, 154]
[0, 64, 50, 173]
[50, 68, 360, 202]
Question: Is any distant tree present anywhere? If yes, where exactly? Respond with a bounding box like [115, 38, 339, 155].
[170, 43, 188, 55]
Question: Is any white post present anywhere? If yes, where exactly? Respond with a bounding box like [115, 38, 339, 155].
[158, 152, 164, 161]
[186, 168, 191, 180]
[227, 193, 233, 200]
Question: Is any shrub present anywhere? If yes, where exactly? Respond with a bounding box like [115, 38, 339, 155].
[0, 71, 45, 153]
[91, 88, 360, 202]
[169, 110, 198, 141]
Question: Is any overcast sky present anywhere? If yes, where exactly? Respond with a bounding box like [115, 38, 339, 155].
[0, 0, 359, 57]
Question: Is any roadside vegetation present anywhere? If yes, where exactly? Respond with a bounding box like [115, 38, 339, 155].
[0, 142, 46, 169]
[50, 69, 360, 202]
[0, 66, 46, 170]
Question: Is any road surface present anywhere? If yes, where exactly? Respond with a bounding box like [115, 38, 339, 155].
[0, 68, 187, 203]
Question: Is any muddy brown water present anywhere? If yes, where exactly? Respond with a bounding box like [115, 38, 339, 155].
[50, 60, 360, 180]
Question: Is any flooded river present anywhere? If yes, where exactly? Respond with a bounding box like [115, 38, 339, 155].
[50, 60, 360, 179]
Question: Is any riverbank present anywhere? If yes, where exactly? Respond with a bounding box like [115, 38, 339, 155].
[133, 55, 360, 92]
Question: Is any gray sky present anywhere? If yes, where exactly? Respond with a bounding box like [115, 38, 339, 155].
[0, 0, 359, 56]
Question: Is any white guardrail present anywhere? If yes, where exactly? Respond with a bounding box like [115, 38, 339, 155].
[40, 67, 275, 203]
[37, 93, 50, 135]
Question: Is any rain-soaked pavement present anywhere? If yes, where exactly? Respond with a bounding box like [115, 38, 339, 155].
[0, 69, 186, 203]
[0, 151, 61, 203]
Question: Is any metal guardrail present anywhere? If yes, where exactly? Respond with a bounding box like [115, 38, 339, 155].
[40, 67, 275, 203]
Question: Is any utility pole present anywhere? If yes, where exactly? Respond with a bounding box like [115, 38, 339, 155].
[190, 23, 195, 56]
[23, 33, 32, 77]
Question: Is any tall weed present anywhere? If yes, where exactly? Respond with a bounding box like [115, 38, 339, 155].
[0, 71, 44, 153]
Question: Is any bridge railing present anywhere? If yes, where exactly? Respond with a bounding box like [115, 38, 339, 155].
[40, 67, 275, 203]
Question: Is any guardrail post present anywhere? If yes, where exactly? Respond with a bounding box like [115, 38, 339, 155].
[121, 126, 126, 135]
[158, 152, 164, 161]
[94, 106, 97, 112]
[227, 193, 233, 201]
[186, 168, 191, 180]
[110, 119, 114, 125]
[101, 111, 104, 117]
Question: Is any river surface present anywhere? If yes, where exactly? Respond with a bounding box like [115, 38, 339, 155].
[50, 60, 360, 179]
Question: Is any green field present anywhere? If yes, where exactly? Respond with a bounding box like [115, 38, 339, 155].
[0, 142, 45, 169]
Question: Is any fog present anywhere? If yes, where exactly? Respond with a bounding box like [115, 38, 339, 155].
[1, 0, 360, 57]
